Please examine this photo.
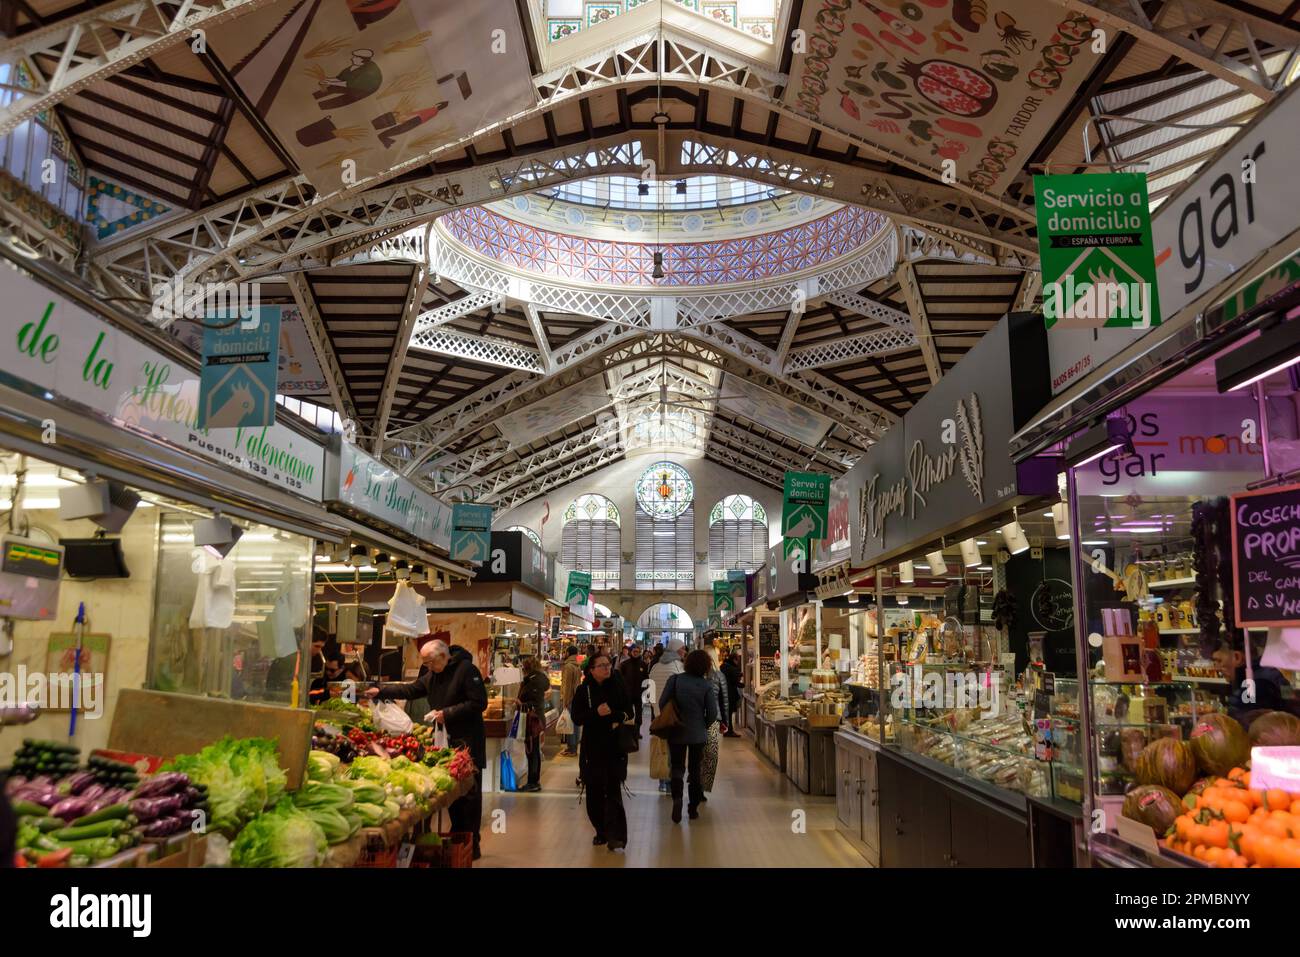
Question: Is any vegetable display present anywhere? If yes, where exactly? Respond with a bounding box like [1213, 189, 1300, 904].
[1163, 768, 1300, 867]
[1134, 737, 1197, 796]
[161, 736, 286, 835]
[230, 800, 327, 868]
[1189, 714, 1251, 777]
[1248, 710, 1300, 747]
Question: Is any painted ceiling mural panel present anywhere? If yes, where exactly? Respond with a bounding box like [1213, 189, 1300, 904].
[209, 0, 537, 189]
[717, 374, 833, 446]
[785, 0, 1102, 195]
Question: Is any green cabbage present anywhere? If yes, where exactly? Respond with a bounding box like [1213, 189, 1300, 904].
[347, 756, 391, 780]
[301, 807, 352, 845]
[231, 802, 326, 868]
[308, 751, 340, 782]
[352, 802, 387, 826]
[162, 736, 285, 835]
[338, 779, 386, 805]
[293, 782, 355, 813]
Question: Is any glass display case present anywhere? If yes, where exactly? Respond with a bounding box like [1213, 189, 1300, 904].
[148, 510, 314, 707]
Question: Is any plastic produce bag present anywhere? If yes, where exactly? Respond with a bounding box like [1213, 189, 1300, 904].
[555, 708, 574, 735]
[372, 700, 414, 735]
[386, 581, 427, 638]
[499, 748, 517, 792]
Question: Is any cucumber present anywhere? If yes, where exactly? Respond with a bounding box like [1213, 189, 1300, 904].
[36, 817, 66, 833]
[70, 803, 131, 827]
[54, 819, 128, 841]
[11, 799, 48, 817]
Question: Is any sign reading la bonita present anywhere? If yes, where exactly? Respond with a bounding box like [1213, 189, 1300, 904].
[9, 273, 324, 499]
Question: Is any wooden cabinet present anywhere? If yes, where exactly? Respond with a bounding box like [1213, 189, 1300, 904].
[787, 727, 810, 792]
[875, 749, 1032, 868]
[833, 732, 881, 866]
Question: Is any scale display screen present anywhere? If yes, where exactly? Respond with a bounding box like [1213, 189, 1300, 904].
[3, 539, 63, 580]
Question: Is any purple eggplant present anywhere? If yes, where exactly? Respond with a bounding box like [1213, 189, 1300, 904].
[131, 772, 189, 798]
[79, 783, 106, 801]
[183, 786, 202, 806]
[64, 771, 97, 795]
[142, 814, 187, 838]
[14, 786, 63, 808]
[4, 775, 30, 795]
[88, 788, 129, 814]
[49, 795, 96, 821]
[130, 795, 184, 823]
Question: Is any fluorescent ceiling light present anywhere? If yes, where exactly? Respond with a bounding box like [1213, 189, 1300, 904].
[1216, 319, 1300, 392]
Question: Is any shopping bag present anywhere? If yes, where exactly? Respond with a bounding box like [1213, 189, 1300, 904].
[649, 735, 670, 780]
[507, 712, 528, 778]
[555, 708, 574, 735]
[499, 748, 517, 792]
[422, 719, 448, 750]
[373, 700, 414, 735]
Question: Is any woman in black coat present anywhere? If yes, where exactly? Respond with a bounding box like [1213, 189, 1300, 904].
[570, 651, 634, 851]
[516, 657, 551, 792]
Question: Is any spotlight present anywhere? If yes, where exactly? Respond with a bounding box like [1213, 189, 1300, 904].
[329, 541, 351, 564]
[394, 559, 410, 581]
[1216, 318, 1300, 392]
[1000, 520, 1030, 555]
[59, 479, 139, 533]
[926, 549, 948, 576]
[960, 537, 981, 568]
[652, 251, 665, 279]
[194, 515, 243, 559]
[1066, 417, 1134, 468]
[898, 560, 914, 584]
[374, 553, 392, 575]
[1052, 502, 1071, 540]
[896, 595, 909, 605]
[637, 181, 650, 197]
[410, 564, 427, 584]
[348, 545, 369, 568]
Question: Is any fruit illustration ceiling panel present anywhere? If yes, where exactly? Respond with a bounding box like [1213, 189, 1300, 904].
[786, 0, 1102, 195]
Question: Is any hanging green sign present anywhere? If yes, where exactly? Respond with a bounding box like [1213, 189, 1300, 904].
[782, 471, 830, 538]
[1035, 172, 1160, 331]
[712, 580, 735, 612]
[566, 570, 591, 610]
[449, 503, 493, 564]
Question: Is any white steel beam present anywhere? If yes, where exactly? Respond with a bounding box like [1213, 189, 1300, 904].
[414, 289, 503, 332]
[824, 291, 914, 330]
[1054, 0, 1300, 100]
[285, 273, 359, 427]
[408, 327, 544, 373]
[784, 326, 919, 373]
[0, 0, 278, 137]
[373, 266, 429, 452]
[895, 259, 942, 385]
[772, 311, 801, 370]
[525, 303, 554, 374]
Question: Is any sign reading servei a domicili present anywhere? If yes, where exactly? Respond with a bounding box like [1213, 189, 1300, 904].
[1230, 482, 1300, 628]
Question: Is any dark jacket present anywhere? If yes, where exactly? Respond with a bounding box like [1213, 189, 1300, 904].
[377, 645, 488, 765]
[659, 673, 718, 745]
[618, 656, 649, 703]
[720, 659, 743, 708]
[571, 673, 633, 766]
[518, 670, 550, 718]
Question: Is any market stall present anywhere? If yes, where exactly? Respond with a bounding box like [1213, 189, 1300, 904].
[1012, 225, 1300, 868]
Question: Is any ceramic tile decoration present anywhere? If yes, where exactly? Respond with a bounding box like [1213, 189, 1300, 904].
[548, 0, 775, 44]
[549, 17, 581, 40]
[586, 2, 622, 26]
[702, 2, 738, 26]
[441, 204, 885, 287]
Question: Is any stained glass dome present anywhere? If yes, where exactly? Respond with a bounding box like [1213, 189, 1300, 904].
[635, 462, 694, 519]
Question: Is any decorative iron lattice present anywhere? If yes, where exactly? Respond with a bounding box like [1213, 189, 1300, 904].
[413, 289, 505, 332]
[408, 328, 544, 373]
[784, 326, 919, 373]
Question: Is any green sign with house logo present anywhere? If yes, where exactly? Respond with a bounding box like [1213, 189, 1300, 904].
[783, 471, 830, 560]
[450, 503, 493, 564]
[713, 579, 735, 612]
[1035, 172, 1160, 331]
[566, 570, 591, 609]
[199, 305, 280, 429]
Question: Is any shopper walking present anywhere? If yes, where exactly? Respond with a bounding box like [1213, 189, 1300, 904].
[559, 645, 582, 756]
[720, 651, 743, 737]
[658, 649, 718, 823]
[368, 638, 487, 859]
[570, 652, 633, 851]
[516, 656, 550, 792]
[700, 651, 729, 797]
[648, 643, 665, 669]
[618, 643, 650, 734]
[648, 638, 686, 793]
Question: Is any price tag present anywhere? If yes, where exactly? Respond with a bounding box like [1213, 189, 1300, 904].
[396, 843, 416, 868]
[1116, 813, 1161, 855]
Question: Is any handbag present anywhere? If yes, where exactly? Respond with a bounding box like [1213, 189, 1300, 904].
[649, 675, 682, 739]
[649, 735, 670, 780]
[616, 718, 639, 754]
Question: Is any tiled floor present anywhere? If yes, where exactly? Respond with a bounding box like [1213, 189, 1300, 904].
[478, 722, 866, 868]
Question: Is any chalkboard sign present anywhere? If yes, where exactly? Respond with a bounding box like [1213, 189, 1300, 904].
[758, 618, 780, 657]
[1230, 481, 1300, 628]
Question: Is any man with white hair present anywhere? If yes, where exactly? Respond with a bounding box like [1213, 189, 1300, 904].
[367, 635, 487, 858]
[647, 638, 686, 794]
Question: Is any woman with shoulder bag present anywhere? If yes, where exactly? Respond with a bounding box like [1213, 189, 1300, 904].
[658, 650, 719, 824]
[516, 657, 551, 792]
[647, 638, 685, 794]
[570, 652, 634, 851]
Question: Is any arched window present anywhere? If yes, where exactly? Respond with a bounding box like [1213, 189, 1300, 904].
[561, 494, 620, 590]
[505, 525, 542, 549]
[709, 494, 768, 581]
[634, 462, 694, 591]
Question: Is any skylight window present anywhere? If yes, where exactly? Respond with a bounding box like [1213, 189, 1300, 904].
[540, 174, 786, 211]
[544, 0, 780, 45]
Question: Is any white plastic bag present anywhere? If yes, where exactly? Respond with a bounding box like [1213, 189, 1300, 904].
[372, 700, 414, 735]
[507, 712, 528, 778]
[555, 708, 574, 735]
[386, 581, 427, 638]
[422, 719, 448, 750]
